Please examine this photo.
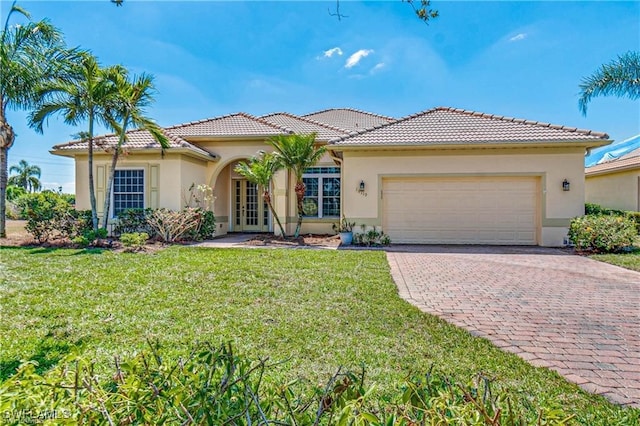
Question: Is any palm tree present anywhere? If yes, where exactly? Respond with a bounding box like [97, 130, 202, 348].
[8, 159, 41, 192]
[267, 133, 326, 238]
[234, 152, 286, 237]
[101, 68, 168, 227]
[30, 53, 119, 231]
[0, 1, 77, 237]
[578, 51, 640, 115]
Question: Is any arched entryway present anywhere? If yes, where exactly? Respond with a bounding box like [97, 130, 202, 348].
[210, 158, 270, 234]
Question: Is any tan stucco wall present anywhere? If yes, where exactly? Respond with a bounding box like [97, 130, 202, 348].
[586, 169, 640, 211]
[73, 153, 208, 226]
[340, 147, 587, 246]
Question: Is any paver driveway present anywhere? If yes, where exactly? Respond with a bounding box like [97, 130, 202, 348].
[386, 246, 640, 407]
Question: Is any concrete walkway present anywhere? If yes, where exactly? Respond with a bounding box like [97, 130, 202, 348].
[386, 246, 640, 407]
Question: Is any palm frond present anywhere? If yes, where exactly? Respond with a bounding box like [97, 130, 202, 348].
[578, 50, 640, 115]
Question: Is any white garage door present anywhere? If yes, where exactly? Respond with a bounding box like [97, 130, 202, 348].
[382, 176, 538, 245]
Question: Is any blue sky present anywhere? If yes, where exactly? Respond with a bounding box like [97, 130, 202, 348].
[3, 0, 639, 193]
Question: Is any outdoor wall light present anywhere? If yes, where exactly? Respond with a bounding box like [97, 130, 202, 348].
[562, 179, 570, 191]
[359, 180, 366, 192]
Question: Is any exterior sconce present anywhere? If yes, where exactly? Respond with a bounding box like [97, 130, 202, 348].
[562, 179, 570, 192]
[358, 180, 366, 192]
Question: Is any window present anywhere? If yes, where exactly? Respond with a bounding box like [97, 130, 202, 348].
[113, 169, 144, 217]
[302, 167, 340, 218]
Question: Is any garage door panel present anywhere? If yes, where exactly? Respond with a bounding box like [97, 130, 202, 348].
[382, 177, 538, 245]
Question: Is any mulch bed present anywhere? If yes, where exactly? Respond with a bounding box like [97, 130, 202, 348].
[244, 233, 341, 248]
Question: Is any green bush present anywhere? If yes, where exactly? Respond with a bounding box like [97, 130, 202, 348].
[5, 185, 26, 202]
[113, 208, 153, 236]
[354, 225, 391, 247]
[0, 342, 577, 425]
[625, 211, 640, 234]
[187, 209, 216, 241]
[17, 192, 90, 243]
[568, 215, 637, 252]
[120, 232, 149, 251]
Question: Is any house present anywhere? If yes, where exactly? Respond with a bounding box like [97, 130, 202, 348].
[51, 107, 610, 246]
[585, 146, 640, 212]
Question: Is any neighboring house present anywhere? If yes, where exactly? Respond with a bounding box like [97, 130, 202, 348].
[585, 147, 640, 212]
[51, 107, 610, 246]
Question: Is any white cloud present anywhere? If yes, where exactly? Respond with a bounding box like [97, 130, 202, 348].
[370, 62, 385, 74]
[345, 49, 374, 69]
[509, 33, 527, 42]
[323, 47, 343, 58]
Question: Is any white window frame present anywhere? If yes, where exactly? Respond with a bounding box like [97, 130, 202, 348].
[302, 167, 340, 218]
[111, 168, 145, 218]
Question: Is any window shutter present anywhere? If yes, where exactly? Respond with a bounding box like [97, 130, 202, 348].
[96, 165, 106, 216]
[149, 164, 160, 209]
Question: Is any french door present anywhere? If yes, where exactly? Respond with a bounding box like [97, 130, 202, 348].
[233, 179, 269, 232]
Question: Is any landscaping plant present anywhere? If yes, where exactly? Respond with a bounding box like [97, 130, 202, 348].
[0, 341, 578, 426]
[568, 214, 636, 252]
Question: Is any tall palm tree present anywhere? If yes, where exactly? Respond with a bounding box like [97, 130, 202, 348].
[234, 152, 286, 237]
[8, 159, 41, 192]
[0, 1, 77, 237]
[578, 51, 640, 115]
[101, 68, 168, 227]
[267, 133, 326, 238]
[30, 53, 119, 231]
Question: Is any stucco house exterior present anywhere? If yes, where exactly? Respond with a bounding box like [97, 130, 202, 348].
[51, 106, 610, 246]
[585, 147, 640, 212]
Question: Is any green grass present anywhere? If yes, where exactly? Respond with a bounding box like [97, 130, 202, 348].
[0, 246, 637, 424]
[590, 248, 640, 272]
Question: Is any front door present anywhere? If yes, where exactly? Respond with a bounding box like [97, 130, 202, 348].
[233, 179, 269, 232]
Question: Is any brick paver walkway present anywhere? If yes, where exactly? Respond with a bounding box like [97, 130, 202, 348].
[386, 246, 640, 407]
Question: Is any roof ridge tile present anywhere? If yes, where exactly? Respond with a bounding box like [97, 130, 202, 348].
[260, 111, 351, 134]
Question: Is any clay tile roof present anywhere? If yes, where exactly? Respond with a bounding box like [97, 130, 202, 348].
[302, 108, 396, 132]
[52, 128, 215, 158]
[259, 112, 351, 141]
[332, 106, 610, 146]
[167, 112, 290, 137]
[586, 147, 640, 175]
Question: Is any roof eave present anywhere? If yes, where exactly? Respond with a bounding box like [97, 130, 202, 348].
[586, 162, 640, 177]
[50, 147, 218, 162]
[331, 139, 612, 150]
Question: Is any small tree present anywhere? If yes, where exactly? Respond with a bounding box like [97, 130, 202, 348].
[267, 133, 326, 238]
[30, 53, 120, 231]
[8, 159, 41, 192]
[0, 1, 77, 237]
[234, 152, 286, 237]
[101, 68, 168, 227]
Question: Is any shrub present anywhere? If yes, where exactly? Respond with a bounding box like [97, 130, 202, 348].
[113, 208, 153, 236]
[354, 225, 392, 247]
[17, 191, 89, 243]
[584, 202, 625, 216]
[625, 211, 640, 234]
[568, 214, 636, 252]
[120, 232, 149, 251]
[5, 185, 26, 202]
[0, 342, 576, 425]
[147, 208, 202, 242]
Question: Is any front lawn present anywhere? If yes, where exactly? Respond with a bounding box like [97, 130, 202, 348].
[591, 248, 640, 272]
[0, 246, 637, 424]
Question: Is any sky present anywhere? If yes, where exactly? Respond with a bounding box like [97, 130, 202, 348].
[2, 0, 639, 193]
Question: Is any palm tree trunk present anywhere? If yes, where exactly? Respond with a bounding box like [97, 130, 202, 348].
[263, 189, 286, 237]
[0, 103, 15, 238]
[294, 180, 305, 238]
[102, 121, 128, 229]
[101, 147, 119, 229]
[87, 115, 99, 231]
